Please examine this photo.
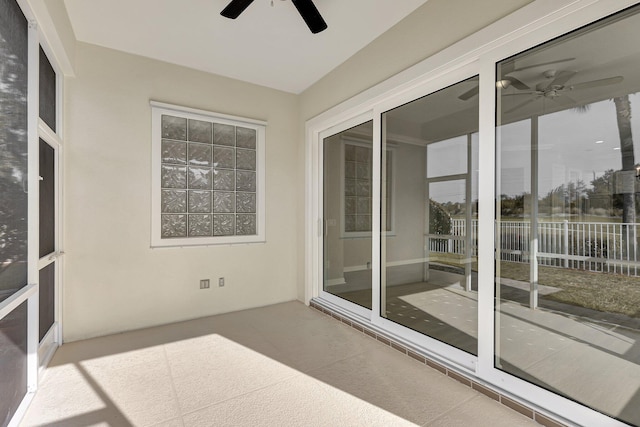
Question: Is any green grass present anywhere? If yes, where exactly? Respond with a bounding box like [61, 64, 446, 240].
[431, 254, 640, 318]
[499, 261, 640, 318]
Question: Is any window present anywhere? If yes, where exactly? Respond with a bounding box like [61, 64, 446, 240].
[343, 139, 394, 237]
[151, 102, 265, 247]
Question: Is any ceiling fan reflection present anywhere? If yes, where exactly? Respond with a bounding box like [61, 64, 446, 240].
[503, 70, 623, 114]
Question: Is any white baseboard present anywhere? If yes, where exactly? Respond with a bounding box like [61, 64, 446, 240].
[324, 277, 347, 286]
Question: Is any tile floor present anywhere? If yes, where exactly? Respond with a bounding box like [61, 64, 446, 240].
[20, 301, 541, 427]
[331, 265, 640, 425]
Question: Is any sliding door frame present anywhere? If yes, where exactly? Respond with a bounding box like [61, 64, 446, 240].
[369, 63, 481, 372]
[316, 111, 375, 321]
[305, 1, 639, 425]
[36, 115, 63, 373]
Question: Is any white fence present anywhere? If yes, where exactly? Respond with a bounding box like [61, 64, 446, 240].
[430, 219, 640, 276]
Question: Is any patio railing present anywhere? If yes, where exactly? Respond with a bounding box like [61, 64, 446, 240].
[430, 219, 640, 276]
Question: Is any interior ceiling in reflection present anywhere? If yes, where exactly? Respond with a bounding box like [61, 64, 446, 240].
[385, 76, 479, 144]
[384, 6, 640, 144]
[497, 8, 640, 124]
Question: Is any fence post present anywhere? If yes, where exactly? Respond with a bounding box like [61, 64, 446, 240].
[564, 220, 569, 268]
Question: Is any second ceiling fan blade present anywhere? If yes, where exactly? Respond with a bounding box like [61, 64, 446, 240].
[570, 76, 624, 91]
[221, 0, 255, 19]
[292, 0, 327, 33]
[541, 70, 577, 90]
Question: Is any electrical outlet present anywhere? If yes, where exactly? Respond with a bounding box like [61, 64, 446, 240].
[200, 279, 210, 289]
[218, 277, 225, 287]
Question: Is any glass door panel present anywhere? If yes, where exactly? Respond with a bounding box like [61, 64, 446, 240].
[382, 77, 479, 355]
[38, 138, 57, 345]
[495, 5, 640, 425]
[38, 46, 58, 347]
[323, 121, 373, 309]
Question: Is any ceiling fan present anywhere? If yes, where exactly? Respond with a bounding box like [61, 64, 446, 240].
[458, 57, 577, 101]
[221, 0, 328, 34]
[502, 69, 624, 114]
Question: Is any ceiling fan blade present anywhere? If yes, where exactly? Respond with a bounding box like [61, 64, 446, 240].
[505, 76, 530, 90]
[501, 57, 576, 75]
[542, 70, 577, 90]
[502, 91, 541, 96]
[221, 0, 255, 19]
[513, 58, 576, 73]
[550, 95, 578, 109]
[458, 85, 478, 101]
[569, 76, 624, 91]
[292, 0, 327, 33]
[504, 98, 536, 114]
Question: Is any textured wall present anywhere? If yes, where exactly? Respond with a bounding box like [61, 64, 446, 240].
[63, 43, 299, 341]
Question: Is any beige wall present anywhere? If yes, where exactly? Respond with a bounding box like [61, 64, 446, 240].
[298, 0, 533, 121]
[63, 43, 299, 341]
[43, 0, 76, 71]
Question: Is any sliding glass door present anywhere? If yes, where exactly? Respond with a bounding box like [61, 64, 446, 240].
[381, 77, 479, 355]
[312, 3, 640, 425]
[323, 121, 374, 310]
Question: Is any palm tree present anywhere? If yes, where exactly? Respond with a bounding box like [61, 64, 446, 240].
[613, 95, 636, 260]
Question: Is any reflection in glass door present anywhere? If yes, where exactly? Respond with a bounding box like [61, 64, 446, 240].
[381, 77, 479, 355]
[323, 121, 373, 309]
[495, 5, 640, 425]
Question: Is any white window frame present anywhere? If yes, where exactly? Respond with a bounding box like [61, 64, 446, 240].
[150, 101, 266, 248]
[305, 1, 640, 426]
[340, 137, 396, 238]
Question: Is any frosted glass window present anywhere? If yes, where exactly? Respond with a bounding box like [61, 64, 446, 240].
[151, 103, 265, 246]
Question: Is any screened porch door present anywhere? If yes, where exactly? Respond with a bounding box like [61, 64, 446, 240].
[38, 138, 60, 367]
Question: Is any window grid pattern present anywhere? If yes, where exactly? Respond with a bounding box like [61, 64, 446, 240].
[160, 115, 257, 238]
[344, 143, 372, 232]
[344, 143, 392, 233]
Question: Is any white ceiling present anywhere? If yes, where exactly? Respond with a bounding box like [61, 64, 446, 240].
[63, 0, 428, 94]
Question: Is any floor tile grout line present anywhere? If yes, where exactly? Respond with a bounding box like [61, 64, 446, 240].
[178, 370, 308, 420]
[302, 347, 379, 379]
[161, 345, 187, 426]
[173, 368, 304, 418]
[309, 301, 568, 427]
[420, 393, 479, 427]
[242, 318, 373, 375]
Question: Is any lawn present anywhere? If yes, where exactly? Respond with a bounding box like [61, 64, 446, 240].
[430, 252, 640, 318]
[499, 261, 640, 318]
